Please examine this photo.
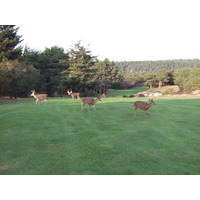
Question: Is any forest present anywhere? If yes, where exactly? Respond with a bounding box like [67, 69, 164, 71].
[115, 59, 199, 72]
[1, 25, 200, 98]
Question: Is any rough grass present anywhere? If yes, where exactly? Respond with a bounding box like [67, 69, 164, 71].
[0, 93, 200, 174]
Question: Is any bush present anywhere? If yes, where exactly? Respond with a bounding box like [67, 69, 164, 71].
[162, 88, 176, 95]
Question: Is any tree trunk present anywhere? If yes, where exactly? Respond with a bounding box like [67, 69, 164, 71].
[159, 81, 162, 88]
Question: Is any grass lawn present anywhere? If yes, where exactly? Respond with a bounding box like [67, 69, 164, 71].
[107, 87, 148, 96]
[1, 90, 200, 174]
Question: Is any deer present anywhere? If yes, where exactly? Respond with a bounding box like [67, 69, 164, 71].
[31, 90, 48, 105]
[133, 99, 155, 117]
[67, 89, 80, 100]
[81, 97, 101, 111]
[101, 93, 106, 98]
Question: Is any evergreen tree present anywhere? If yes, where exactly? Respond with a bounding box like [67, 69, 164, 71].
[143, 72, 157, 89]
[0, 60, 39, 98]
[0, 25, 23, 61]
[94, 59, 122, 94]
[21, 46, 69, 96]
[174, 68, 191, 91]
[155, 70, 170, 88]
[183, 67, 200, 92]
[62, 41, 97, 93]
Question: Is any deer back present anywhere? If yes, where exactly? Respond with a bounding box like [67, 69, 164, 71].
[72, 93, 80, 97]
[31, 90, 47, 99]
[82, 97, 100, 105]
[134, 99, 155, 111]
[36, 94, 48, 99]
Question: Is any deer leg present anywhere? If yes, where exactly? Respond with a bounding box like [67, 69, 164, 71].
[134, 107, 137, 117]
[81, 103, 84, 111]
[93, 105, 96, 112]
[36, 99, 39, 105]
[144, 111, 147, 117]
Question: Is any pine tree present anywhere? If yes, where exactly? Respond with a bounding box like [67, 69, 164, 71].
[95, 59, 122, 94]
[0, 25, 23, 62]
[64, 41, 97, 92]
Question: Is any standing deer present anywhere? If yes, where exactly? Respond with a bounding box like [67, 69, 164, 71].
[81, 97, 101, 111]
[31, 90, 48, 105]
[133, 99, 155, 117]
[67, 89, 80, 99]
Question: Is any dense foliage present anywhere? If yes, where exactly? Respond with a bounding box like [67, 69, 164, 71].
[115, 59, 199, 72]
[0, 60, 39, 98]
[0, 25, 23, 62]
[0, 25, 200, 97]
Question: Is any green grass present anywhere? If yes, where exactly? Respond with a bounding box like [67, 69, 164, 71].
[107, 88, 148, 96]
[1, 93, 200, 174]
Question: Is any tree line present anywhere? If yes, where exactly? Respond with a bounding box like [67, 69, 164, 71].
[0, 25, 200, 98]
[0, 26, 122, 98]
[115, 59, 199, 72]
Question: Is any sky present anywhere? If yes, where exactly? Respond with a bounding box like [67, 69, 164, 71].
[1, 0, 200, 61]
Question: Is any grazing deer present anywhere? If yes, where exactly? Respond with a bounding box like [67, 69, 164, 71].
[67, 89, 80, 99]
[133, 99, 155, 117]
[81, 97, 101, 111]
[31, 90, 48, 105]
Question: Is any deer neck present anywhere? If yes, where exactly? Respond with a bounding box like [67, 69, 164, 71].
[93, 99, 98, 104]
[32, 93, 38, 99]
[145, 103, 152, 110]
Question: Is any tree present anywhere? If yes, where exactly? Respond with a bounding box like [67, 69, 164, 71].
[61, 41, 97, 93]
[94, 59, 122, 94]
[0, 25, 23, 62]
[143, 72, 157, 89]
[180, 64, 200, 93]
[174, 68, 191, 91]
[123, 72, 145, 89]
[155, 70, 170, 88]
[0, 60, 39, 98]
[21, 46, 69, 96]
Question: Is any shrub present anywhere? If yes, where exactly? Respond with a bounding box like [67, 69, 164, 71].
[162, 88, 176, 95]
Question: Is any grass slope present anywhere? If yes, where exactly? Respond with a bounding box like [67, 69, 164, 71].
[0, 94, 200, 174]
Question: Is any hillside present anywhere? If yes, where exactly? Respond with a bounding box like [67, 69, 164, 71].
[115, 59, 199, 72]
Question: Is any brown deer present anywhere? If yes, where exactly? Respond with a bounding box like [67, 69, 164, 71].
[67, 89, 80, 99]
[133, 99, 155, 117]
[101, 93, 106, 98]
[81, 97, 101, 111]
[31, 90, 48, 105]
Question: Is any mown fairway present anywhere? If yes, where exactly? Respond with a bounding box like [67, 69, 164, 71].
[1, 93, 200, 174]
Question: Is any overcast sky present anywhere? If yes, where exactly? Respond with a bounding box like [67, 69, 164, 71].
[2, 0, 200, 61]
